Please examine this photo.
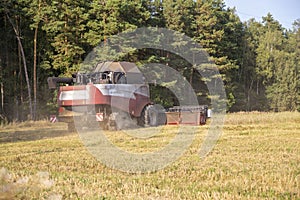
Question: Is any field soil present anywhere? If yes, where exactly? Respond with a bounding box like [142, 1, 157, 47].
[0, 112, 300, 199]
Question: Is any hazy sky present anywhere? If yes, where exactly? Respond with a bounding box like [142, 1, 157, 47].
[224, 0, 300, 30]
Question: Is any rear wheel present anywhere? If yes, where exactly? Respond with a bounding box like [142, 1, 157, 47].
[139, 104, 166, 127]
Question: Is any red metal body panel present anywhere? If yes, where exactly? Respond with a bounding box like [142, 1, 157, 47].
[58, 84, 150, 117]
[86, 85, 111, 105]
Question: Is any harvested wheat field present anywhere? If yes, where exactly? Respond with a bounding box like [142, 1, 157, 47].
[0, 112, 300, 199]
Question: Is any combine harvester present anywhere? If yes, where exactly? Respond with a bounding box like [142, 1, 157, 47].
[48, 62, 208, 131]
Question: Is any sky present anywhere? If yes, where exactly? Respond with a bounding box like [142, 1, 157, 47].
[223, 0, 300, 30]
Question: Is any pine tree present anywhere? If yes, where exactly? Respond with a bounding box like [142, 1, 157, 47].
[146, 0, 165, 27]
[85, 0, 150, 46]
[42, 0, 88, 76]
[1, 0, 34, 120]
[193, 0, 243, 109]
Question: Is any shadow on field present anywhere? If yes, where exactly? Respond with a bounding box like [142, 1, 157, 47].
[0, 124, 75, 143]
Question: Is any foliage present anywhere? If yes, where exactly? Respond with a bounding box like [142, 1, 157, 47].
[0, 0, 299, 122]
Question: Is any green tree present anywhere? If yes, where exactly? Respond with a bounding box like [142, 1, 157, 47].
[238, 19, 267, 111]
[85, 0, 150, 46]
[145, 0, 165, 27]
[1, 0, 35, 120]
[163, 0, 195, 37]
[256, 14, 299, 111]
[42, 0, 88, 76]
[193, 0, 243, 109]
[256, 13, 284, 82]
[292, 19, 300, 111]
[22, 0, 47, 119]
[266, 51, 298, 111]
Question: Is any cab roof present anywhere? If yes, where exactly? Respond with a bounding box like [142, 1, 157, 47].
[94, 62, 141, 73]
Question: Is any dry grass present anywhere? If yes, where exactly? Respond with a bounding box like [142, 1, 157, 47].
[0, 112, 300, 199]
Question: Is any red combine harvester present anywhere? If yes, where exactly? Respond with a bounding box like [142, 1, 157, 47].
[48, 62, 208, 131]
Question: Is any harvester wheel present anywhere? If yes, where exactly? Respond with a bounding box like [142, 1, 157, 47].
[140, 104, 166, 127]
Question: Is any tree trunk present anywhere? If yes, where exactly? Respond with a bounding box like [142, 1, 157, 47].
[0, 57, 3, 114]
[33, 25, 38, 120]
[0, 82, 3, 115]
[6, 13, 33, 120]
[247, 79, 254, 111]
[17, 21, 22, 120]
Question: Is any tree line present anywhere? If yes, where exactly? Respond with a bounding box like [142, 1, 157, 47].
[0, 0, 299, 122]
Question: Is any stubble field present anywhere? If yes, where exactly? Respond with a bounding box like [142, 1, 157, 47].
[0, 112, 300, 199]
